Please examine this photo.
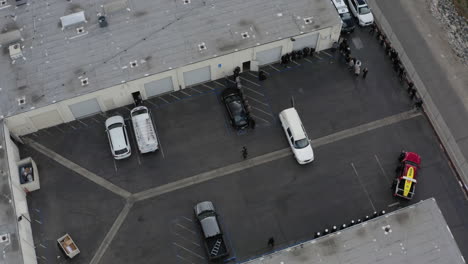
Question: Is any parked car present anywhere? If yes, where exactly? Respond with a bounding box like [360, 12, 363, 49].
[105, 115, 131, 159]
[130, 106, 159, 153]
[346, 0, 374, 26]
[392, 151, 421, 200]
[331, 0, 356, 33]
[278, 107, 314, 164]
[194, 201, 229, 260]
[221, 88, 249, 129]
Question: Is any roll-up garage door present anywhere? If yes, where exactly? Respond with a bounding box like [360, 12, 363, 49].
[256, 46, 282, 66]
[183, 66, 211, 87]
[292, 33, 319, 51]
[30, 110, 64, 130]
[69, 98, 101, 119]
[144, 77, 174, 97]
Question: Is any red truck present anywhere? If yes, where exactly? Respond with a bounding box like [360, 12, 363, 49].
[392, 151, 421, 200]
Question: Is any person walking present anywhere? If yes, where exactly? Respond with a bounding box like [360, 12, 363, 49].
[348, 57, 355, 70]
[242, 146, 248, 160]
[354, 63, 361, 76]
[362, 67, 368, 79]
[267, 237, 275, 248]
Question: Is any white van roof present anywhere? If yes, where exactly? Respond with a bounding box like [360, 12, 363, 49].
[279, 108, 306, 140]
[331, 0, 350, 14]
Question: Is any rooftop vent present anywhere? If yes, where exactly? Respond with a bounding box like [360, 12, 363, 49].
[0, 1, 7, 6]
[9, 43, 23, 60]
[382, 225, 392, 235]
[0, 234, 10, 244]
[130, 60, 138, 68]
[17, 96, 26, 106]
[241, 32, 249, 39]
[304, 17, 313, 24]
[81, 78, 89, 86]
[183, 0, 191, 4]
[198, 42, 206, 51]
[76, 26, 85, 34]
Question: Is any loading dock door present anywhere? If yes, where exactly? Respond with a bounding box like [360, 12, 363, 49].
[144, 77, 174, 97]
[183, 66, 211, 87]
[256, 47, 282, 66]
[293, 33, 319, 51]
[69, 98, 101, 119]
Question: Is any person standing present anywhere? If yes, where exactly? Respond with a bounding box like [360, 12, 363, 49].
[354, 63, 361, 76]
[242, 146, 248, 160]
[348, 58, 355, 70]
[362, 67, 368, 79]
[267, 237, 275, 248]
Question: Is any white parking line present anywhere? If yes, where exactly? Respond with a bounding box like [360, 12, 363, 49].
[176, 223, 196, 234]
[304, 58, 313, 63]
[251, 106, 273, 117]
[157, 96, 170, 104]
[113, 159, 118, 172]
[182, 216, 193, 222]
[292, 61, 300, 66]
[240, 77, 261, 87]
[54, 126, 65, 133]
[170, 93, 180, 100]
[173, 232, 200, 247]
[268, 64, 280, 72]
[321, 51, 333, 57]
[77, 119, 89, 127]
[189, 87, 202, 94]
[374, 154, 390, 184]
[246, 95, 268, 106]
[91, 117, 101, 123]
[251, 114, 271, 124]
[351, 163, 376, 212]
[43, 129, 54, 136]
[243, 86, 264, 97]
[214, 80, 226, 87]
[388, 202, 400, 208]
[314, 53, 324, 60]
[173, 243, 206, 260]
[146, 100, 159, 107]
[180, 90, 191, 97]
[247, 72, 258, 78]
[202, 83, 215, 90]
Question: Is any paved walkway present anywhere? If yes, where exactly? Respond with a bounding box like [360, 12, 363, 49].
[368, 0, 468, 193]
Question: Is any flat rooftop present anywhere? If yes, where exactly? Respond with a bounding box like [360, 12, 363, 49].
[0, 0, 339, 117]
[243, 198, 465, 264]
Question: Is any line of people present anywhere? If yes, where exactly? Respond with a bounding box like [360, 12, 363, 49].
[339, 38, 369, 79]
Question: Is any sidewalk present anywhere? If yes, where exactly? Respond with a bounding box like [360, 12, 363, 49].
[367, 0, 468, 193]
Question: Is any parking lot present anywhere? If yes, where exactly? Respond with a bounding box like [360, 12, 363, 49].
[21, 28, 468, 263]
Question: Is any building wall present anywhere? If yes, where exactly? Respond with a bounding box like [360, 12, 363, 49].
[6, 24, 340, 136]
[3, 123, 38, 264]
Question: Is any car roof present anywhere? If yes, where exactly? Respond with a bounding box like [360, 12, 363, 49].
[404, 152, 421, 164]
[331, 0, 349, 13]
[280, 108, 306, 140]
[105, 115, 125, 127]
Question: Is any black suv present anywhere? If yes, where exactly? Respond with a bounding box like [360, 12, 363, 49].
[221, 88, 249, 129]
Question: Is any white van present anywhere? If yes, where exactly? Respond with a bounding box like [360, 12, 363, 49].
[278, 108, 314, 164]
[130, 106, 159, 153]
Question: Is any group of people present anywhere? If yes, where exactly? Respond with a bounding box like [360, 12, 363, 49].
[280, 47, 315, 65]
[339, 39, 369, 79]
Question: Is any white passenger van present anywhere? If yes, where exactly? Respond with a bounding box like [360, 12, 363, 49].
[130, 106, 159, 153]
[278, 107, 314, 164]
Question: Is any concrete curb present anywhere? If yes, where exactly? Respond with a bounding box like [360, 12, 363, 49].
[367, 0, 468, 192]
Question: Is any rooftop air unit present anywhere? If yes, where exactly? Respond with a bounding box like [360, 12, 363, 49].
[9, 43, 23, 60]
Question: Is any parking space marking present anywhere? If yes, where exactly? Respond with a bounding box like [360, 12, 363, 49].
[173, 243, 206, 260]
[304, 58, 313, 63]
[243, 86, 264, 97]
[77, 119, 89, 127]
[91, 117, 101, 123]
[157, 96, 170, 104]
[321, 51, 333, 57]
[214, 80, 226, 87]
[314, 53, 323, 60]
[180, 90, 191, 97]
[292, 61, 300, 66]
[182, 216, 193, 222]
[24, 138, 132, 198]
[176, 254, 201, 264]
[247, 72, 258, 78]
[246, 95, 268, 106]
[240, 77, 261, 87]
[251, 106, 273, 117]
[351, 163, 376, 212]
[388, 202, 400, 208]
[176, 223, 196, 234]
[173, 232, 200, 247]
[170, 93, 181, 100]
[42, 129, 54, 136]
[375, 154, 390, 184]
[133, 110, 421, 202]
[189, 87, 203, 94]
[54, 126, 65, 133]
[202, 83, 215, 90]
[90, 201, 134, 264]
[146, 100, 159, 107]
[113, 159, 118, 172]
[251, 114, 271, 124]
[268, 64, 280, 72]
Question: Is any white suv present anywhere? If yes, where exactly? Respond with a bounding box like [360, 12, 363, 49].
[347, 0, 374, 26]
[105, 115, 131, 159]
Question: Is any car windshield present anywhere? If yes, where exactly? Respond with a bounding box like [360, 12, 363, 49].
[294, 138, 309, 149]
[115, 148, 128, 155]
[359, 7, 371, 14]
[406, 161, 418, 167]
[340, 13, 352, 20]
[108, 123, 123, 130]
[132, 109, 147, 116]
